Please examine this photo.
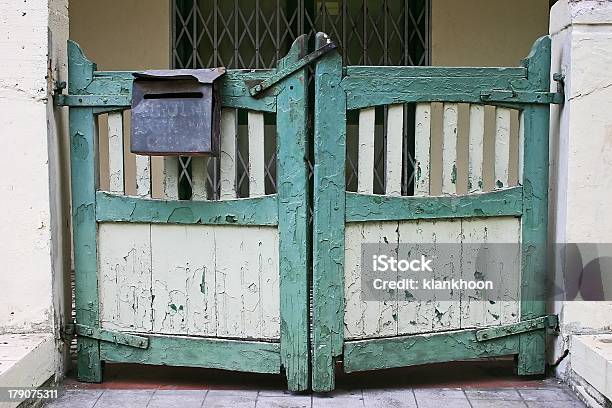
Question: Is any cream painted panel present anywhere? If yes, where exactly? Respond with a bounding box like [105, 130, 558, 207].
[495, 108, 511, 189]
[163, 157, 179, 200]
[460, 217, 521, 328]
[191, 157, 208, 200]
[220, 109, 237, 200]
[358, 107, 376, 194]
[344, 222, 399, 339]
[107, 112, 124, 194]
[414, 103, 431, 196]
[98, 223, 152, 332]
[442, 103, 458, 194]
[214, 226, 280, 339]
[385, 104, 403, 196]
[150, 224, 216, 336]
[468, 104, 485, 193]
[135, 155, 151, 197]
[345, 217, 520, 338]
[248, 111, 266, 197]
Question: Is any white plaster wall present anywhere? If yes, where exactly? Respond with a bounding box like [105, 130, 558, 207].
[0, 0, 69, 377]
[548, 0, 612, 376]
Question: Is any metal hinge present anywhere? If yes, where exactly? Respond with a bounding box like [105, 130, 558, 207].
[247, 39, 337, 97]
[480, 90, 564, 104]
[476, 315, 558, 342]
[64, 323, 149, 349]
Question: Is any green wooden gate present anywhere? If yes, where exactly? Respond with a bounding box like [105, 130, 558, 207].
[311, 32, 560, 391]
[63, 37, 310, 390]
[62, 32, 560, 391]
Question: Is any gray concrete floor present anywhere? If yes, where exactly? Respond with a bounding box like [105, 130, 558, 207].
[44, 383, 586, 408]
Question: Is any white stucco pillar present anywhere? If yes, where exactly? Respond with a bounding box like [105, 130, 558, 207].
[0, 0, 70, 384]
[549, 0, 612, 377]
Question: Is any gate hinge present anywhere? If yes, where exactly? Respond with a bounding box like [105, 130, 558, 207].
[476, 315, 558, 342]
[64, 322, 149, 349]
[247, 39, 337, 97]
[480, 90, 564, 104]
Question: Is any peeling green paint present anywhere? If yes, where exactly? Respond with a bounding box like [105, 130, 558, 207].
[346, 187, 523, 222]
[96, 192, 278, 226]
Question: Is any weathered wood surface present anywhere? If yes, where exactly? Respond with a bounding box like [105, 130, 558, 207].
[414, 103, 431, 196]
[517, 36, 551, 376]
[276, 35, 310, 391]
[68, 40, 102, 382]
[358, 107, 375, 194]
[386, 104, 403, 196]
[248, 111, 266, 197]
[96, 192, 278, 226]
[346, 187, 523, 222]
[98, 223, 280, 340]
[107, 112, 124, 194]
[343, 327, 520, 372]
[101, 335, 281, 374]
[344, 217, 521, 339]
[312, 33, 346, 392]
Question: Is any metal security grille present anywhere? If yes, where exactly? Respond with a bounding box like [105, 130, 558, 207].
[173, 0, 430, 197]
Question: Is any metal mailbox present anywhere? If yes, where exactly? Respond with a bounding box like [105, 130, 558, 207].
[131, 68, 226, 156]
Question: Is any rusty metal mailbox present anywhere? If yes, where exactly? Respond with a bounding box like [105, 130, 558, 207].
[131, 68, 226, 156]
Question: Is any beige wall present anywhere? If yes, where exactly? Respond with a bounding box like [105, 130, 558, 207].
[69, 0, 171, 70]
[69, 0, 171, 197]
[431, 0, 550, 66]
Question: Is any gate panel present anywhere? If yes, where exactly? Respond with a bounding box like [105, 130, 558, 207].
[312, 34, 555, 391]
[66, 36, 309, 390]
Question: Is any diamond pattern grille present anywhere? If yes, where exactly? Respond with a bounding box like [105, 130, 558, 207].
[173, 0, 429, 199]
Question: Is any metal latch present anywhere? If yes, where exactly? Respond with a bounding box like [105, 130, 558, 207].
[480, 90, 564, 104]
[65, 323, 149, 349]
[247, 40, 337, 97]
[475, 315, 558, 342]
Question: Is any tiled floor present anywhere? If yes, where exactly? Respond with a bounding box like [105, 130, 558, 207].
[44, 361, 587, 408]
[44, 384, 586, 408]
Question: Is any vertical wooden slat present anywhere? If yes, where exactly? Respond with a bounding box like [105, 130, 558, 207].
[358, 107, 375, 194]
[312, 33, 345, 392]
[495, 107, 511, 189]
[517, 36, 551, 376]
[468, 104, 485, 193]
[414, 103, 431, 196]
[220, 108, 237, 200]
[107, 112, 124, 195]
[135, 155, 151, 197]
[191, 157, 208, 200]
[163, 157, 179, 200]
[248, 111, 266, 197]
[518, 110, 525, 184]
[385, 104, 403, 196]
[68, 40, 101, 382]
[277, 36, 310, 391]
[442, 103, 458, 194]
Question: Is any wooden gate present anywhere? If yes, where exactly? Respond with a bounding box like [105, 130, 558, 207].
[311, 33, 560, 391]
[64, 37, 310, 390]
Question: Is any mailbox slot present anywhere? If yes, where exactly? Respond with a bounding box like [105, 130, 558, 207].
[131, 68, 225, 156]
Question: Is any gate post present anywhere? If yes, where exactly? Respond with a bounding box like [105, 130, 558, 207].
[68, 41, 102, 382]
[276, 35, 310, 391]
[517, 36, 551, 376]
[312, 32, 346, 392]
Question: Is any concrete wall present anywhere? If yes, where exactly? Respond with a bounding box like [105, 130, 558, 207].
[548, 0, 612, 391]
[431, 0, 550, 66]
[0, 0, 69, 377]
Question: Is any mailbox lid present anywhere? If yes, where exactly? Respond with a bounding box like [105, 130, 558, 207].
[130, 68, 225, 156]
[132, 68, 226, 84]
